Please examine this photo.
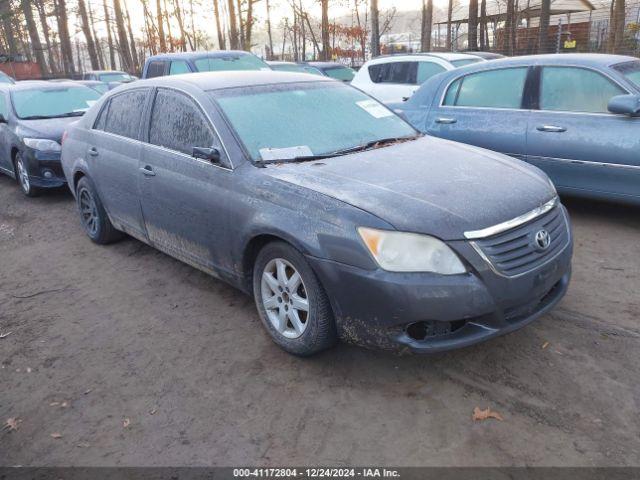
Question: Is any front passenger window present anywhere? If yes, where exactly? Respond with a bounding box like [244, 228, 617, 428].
[149, 89, 215, 156]
[443, 68, 527, 109]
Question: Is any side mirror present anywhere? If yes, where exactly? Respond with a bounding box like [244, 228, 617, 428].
[193, 146, 221, 163]
[608, 94, 640, 117]
[0, 114, 7, 124]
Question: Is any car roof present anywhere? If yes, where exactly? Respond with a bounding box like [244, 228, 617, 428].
[304, 61, 349, 69]
[146, 50, 257, 62]
[456, 53, 638, 69]
[267, 61, 298, 66]
[87, 70, 128, 75]
[131, 70, 336, 92]
[426, 52, 484, 61]
[0, 80, 85, 91]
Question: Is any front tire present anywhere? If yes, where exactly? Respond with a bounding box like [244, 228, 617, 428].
[14, 152, 40, 197]
[75, 176, 123, 244]
[253, 242, 337, 356]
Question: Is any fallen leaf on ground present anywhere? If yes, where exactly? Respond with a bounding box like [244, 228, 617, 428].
[49, 402, 60, 407]
[123, 418, 130, 428]
[84, 389, 92, 395]
[472, 407, 504, 422]
[50, 433, 62, 439]
[4, 418, 21, 431]
[61, 401, 69, 408]
[0, 332, 12, 339]
[542, 341, 550, 349]
[149, 408, 157, 415]
[77, 442, 90, 448]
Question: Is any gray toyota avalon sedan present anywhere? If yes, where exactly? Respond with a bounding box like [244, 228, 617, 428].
[60, 71, 573, 356]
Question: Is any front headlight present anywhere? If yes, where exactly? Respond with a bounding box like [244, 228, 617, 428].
[23, 138, 61, 152]
[358, 227, 467, 274]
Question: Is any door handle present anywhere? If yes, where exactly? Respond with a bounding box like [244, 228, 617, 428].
[139, 166, 156, 177]
[536, 125, 566, 133]
[435, 117, 457, 124]
[88, 147, 99, 156]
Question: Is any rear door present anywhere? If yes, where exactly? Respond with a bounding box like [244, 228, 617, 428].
[89, 88, 150, 239]
[426, 67, 531, 160]
[139, 87, 233, 274]
[526, 65, 640, 199]
[366, 61, 426, 104]
[0, 92, 13, 175]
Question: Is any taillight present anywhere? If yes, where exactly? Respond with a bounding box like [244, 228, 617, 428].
[61, 130, 68, 145]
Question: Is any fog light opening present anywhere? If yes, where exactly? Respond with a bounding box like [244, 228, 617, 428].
[406, 322, 428, 341]
[406, 320, 467, 341]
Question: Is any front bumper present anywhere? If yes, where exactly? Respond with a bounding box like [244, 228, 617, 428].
[308, 214, 573, 354]
[22, 149, 67, 188]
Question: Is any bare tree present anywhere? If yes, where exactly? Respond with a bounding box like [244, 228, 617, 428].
[320, 0, 330, 59]
[155, 0, 167, 52]
[504, 0, 515, 55]
[265, 0, 273, 58]
[213, 0, 226, 49]
[104, 0, 117, 68]
[421, 0, 433, 52]
[1, 0, 18, 56]
[370, 0, 379, 56]
[446, 0, 453, 51]
[227, 0, 239, 49]
[173, 0, 190, 50]
[77, 0, 100, 70]
[21, 0, 48, 74]
[479, 0, 487, 50]
[113, 0, 133, 70]
[88, 0, 106, 68]
[538, 0, 550, 52]
[55, 0, 75, 74]
[35, 0, 58, 74]
[609, 0, 626, 53]
[468, 0, 478, 50]
[123, 1, 140, 71]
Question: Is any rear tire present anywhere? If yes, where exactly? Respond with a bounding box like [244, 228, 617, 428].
[75, 176, 123, 244]
[14, 152, 41, 197]
[253, 241, 337, 356]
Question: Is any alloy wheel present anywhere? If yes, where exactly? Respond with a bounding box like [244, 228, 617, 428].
[78, 187, 99, 237]
[16, 156, 30, 194]
[260, 258, 309, 339]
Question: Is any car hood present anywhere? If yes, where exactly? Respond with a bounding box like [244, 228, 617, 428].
[263, 136, 555, 240]
[16, 117, 80, 142]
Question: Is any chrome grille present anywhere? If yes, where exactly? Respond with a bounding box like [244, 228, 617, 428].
[472, 205, 569, 277]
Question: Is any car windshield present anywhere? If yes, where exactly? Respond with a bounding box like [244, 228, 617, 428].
[12, 86, 100, 119]
[214, 81, 417, 162]
[195, 54, 269, 72]
[323, 66, 356, 81]
[89, 83, 109, 94]
[271, 63, 309, 74]
[451, 58, 483, 68]
[0, 72, 14, 84]
[98, 72, 131, 82]
[613, 61, 640, 89]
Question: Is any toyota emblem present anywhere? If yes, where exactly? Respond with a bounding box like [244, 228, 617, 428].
[534, 229, 551, 251]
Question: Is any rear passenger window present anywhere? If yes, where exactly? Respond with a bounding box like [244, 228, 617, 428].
[368, 62, 418, 85]
[169, 61, 190, 75]
[443, 68, 527, 109]
[540, 67, 625, 113]
[416, 62, 446, 84]
[102, 89, 148, 139]
[93, 102, 109, 130]
[146, 61, 167, 78]
[148, 89, 215, 155]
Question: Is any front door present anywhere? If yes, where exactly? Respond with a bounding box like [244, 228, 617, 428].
[426, 67, 531, 161]
[526, 66, 640, 200]
[138, 88, 233, 275]
[89, 88, 149, 239]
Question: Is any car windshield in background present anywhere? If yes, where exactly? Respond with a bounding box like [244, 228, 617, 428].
[613, 61, 640, 88]
[214, 82, 416, 162]
[12, 86, 100, 119]
[323, 66, 356, 81]
[90, 83, 109, 94]
[195, 55, 269, 72]
[272, 64, 309, 74]
[98, 73, 132, 82]
[0, 73, 14, 84]
[450, 58, 483, 68]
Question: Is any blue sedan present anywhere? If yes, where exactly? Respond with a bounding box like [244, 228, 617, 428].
[398, 54, 640, 205]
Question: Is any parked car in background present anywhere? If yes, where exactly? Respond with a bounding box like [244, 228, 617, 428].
[300, 61, 356, 82]
[0, 81, 100, 196]
[352, 53, 484, 103]
[267, 61, 323, 76]
[82, 70, 137, 83]
[398, 54, 640, 205]
[142, 50, 271, 79]
[462, 51, 506, 60]
[61, 71, 571, 356]
[0, 71, 15, 84]
[76, 80, 111, 95]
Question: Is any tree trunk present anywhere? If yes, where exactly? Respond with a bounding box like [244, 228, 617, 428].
[468, 0, 478, 50]
[213, 0, 226, 49]
[104, 0, 117, 68]
[245, 0, 255, 51]
[113, 0, 133, 71]
[21, 0, 48, 75]
[35, 0, 57, 74]
[446, 0, 453, 51]
[163, 0, 174, 48]
[421, 0, 433, 51]
[612, 0, 626, 53]
[236, 0, 245, 50]
[88, 1, 106, 69]
[227, 0, 239, 49]
[55, 0, 75, 74]
[538, 0, 550, 53]
[77, 0, 100, 70]
[320, 0, 330, 60]
[479, 0, 487, 50]
[123, 1, 140, 71]
[370, 0, 380, 57]
[265, 0, 273, 58]
[156, 0, 167, 52]
[504, 0, 515, 55]
[173, 0, 190, 51]
[0, 0, 18, 56]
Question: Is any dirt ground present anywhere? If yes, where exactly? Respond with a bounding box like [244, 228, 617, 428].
[0, 173, 639, 467]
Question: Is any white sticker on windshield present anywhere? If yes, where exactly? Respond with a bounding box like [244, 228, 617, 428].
[356, 99, 393, 118]
[259, 145, 314, 161]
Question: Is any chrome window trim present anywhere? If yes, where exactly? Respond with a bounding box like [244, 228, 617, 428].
[143, 141, 233, 172]
[464, 197, 558, 240]
[529, 155, 640, 171]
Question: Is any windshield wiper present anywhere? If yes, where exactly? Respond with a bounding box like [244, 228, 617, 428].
[258, 134, 422, 165]
[21, 111, 85, 120]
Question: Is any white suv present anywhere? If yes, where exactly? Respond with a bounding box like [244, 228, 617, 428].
[351, 53, 484, 104]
